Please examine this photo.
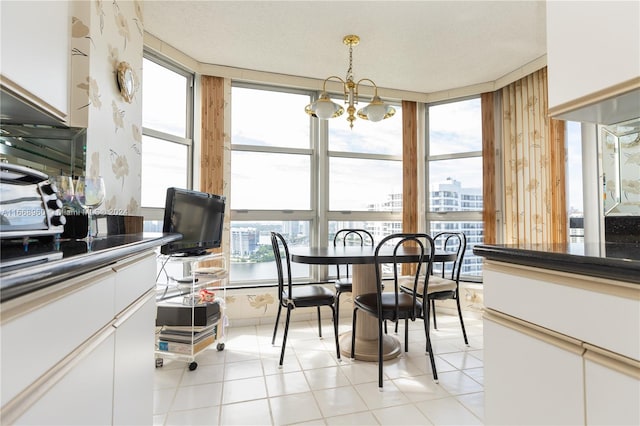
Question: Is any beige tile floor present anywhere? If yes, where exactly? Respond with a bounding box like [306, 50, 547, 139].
[154, 312, 484, 425]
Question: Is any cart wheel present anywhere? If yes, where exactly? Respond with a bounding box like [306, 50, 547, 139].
[188, 361, 198, 371]
[155, 358, 164, 368]
[217, 342, 225, 351]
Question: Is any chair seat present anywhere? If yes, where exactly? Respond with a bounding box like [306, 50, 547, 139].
[399, 275, 457, 296]
[283, 285, 335, 308]
[354, 292, 423, 321]
[334, 278, 352, 292]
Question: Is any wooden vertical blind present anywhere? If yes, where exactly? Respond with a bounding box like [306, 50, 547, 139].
[402, 100, 418, 235]
[481, 92, 497, 245]
[200, 75, 225, 256]
[501, 67, 567, 244]
[200, 75, 225, 197]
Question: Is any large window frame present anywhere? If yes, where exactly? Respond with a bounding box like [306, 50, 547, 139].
[140, 50, 195, 222]
[229, 82, 402, 286]
[425, 96, 484, 281]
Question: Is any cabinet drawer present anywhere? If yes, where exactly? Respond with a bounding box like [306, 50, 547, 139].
[484, 261, 640, 360]
[1, 268, 116, 406]
[112, 251, 156, 313]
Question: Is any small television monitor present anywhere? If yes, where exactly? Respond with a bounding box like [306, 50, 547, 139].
[160, 187, 226, 256]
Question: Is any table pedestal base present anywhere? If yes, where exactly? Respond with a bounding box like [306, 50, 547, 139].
[339, 331, 401, 361]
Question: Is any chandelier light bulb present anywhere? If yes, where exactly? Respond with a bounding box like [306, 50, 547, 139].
[315, 98, 337, 120]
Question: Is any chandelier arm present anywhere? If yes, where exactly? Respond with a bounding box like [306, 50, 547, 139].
[321, 75, 348, 95]
[355, 78, 380, 98]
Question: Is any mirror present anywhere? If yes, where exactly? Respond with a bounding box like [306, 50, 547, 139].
[0, 87, 86, 178]
[0, 124, 86, 178]
[601, 117, 640, 216]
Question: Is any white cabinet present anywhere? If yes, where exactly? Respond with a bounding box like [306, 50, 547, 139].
[0, 250, 157, 425]
[113, 293, 156, 425]
[0, 0, 70, 122]
[13, 334, 116, 425]
[484, 315, 584, 425]
[584, 348, 640, 426]
[546, 1, 640, 124]
[483, 260, 640, 425]
[0, 268, 116, 407]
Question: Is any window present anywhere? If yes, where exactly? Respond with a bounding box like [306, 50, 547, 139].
[141, 53, 194, 227]
[229, 84, 402, 286]
[426, 98, 483, 279]
[230, 84, 315, 285]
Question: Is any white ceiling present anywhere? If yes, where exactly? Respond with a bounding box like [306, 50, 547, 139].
[143, 0, 547, 94]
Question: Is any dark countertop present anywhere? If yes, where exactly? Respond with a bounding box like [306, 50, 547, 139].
[473, 242, 640, 284]
[0, 233, 181, 302]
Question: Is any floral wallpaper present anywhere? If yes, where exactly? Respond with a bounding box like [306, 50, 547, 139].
[70, 0, 143, 215]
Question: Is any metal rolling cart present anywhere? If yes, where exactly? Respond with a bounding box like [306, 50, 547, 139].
[154, 251, 227, 371]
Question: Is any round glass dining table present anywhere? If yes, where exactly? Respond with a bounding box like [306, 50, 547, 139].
[290, 246, 456, 361]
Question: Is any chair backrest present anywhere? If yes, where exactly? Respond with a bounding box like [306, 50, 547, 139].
[333, 229, 375, 279]
[374, 233, 435, 320]
[270, 232, 292, 303]
[432, 232, 467, 282]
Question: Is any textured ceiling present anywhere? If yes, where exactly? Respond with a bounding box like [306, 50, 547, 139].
[143, 0, 547, 94]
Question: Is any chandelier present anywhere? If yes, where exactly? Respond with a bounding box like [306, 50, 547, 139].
[304, 35, 395, 129]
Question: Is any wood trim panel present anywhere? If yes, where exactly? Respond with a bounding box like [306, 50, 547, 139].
[550, 119, 567, 244]
[402, 100, 418, 234]
[481, 92, 497, 244]
[200, 75, 225, 196]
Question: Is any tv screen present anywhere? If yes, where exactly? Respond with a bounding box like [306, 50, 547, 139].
[160, 187, 226, 256]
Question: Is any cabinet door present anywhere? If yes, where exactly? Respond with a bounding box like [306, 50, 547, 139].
[13, 333, 115, 425]
[113, 251, 156, 313]
[0, 0, 70, 120]
[484, 316, 585, 425]
[585, 354, 640, 425]
[1, 269, 116, 406]
[112, 292, 156, 425]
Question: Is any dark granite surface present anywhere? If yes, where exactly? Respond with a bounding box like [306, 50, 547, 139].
[0, 233, 181, 302]
[473, 242, 640, 284]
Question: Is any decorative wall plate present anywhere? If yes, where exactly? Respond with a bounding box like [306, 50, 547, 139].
[116, 61, 135, 103]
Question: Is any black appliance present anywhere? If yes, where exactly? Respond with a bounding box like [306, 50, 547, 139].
[161, 187, 226, 256]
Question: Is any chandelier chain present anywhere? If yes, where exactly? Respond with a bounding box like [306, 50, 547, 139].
[346, 43, 354, 82]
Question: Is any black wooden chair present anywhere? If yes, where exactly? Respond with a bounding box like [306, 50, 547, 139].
[400, 231, 468, 345]
[350, 233, 437, 388]
[270, 232, 341, 366]
[333, 229, 375, 329]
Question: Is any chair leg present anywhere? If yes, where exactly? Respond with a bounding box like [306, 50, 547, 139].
[279, 307, 292, 366]
[377, 317, 384, 388]
[404, 318, 409, 352]
[317, 306, 323, 338]
[423, 304, 438, 382]
[335, 291, 341, 326]
[431, 299, 437, 330]
[456, 295, 469, 345]
[425, 321, 439, 382]
[271, 304, 282, 345]
[331, 305, 341, 360]
[350, 309, 358, 359]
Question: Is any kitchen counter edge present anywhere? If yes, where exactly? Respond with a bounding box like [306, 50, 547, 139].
[0, 233, 181, 302]
[473, 243, 640, 285]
